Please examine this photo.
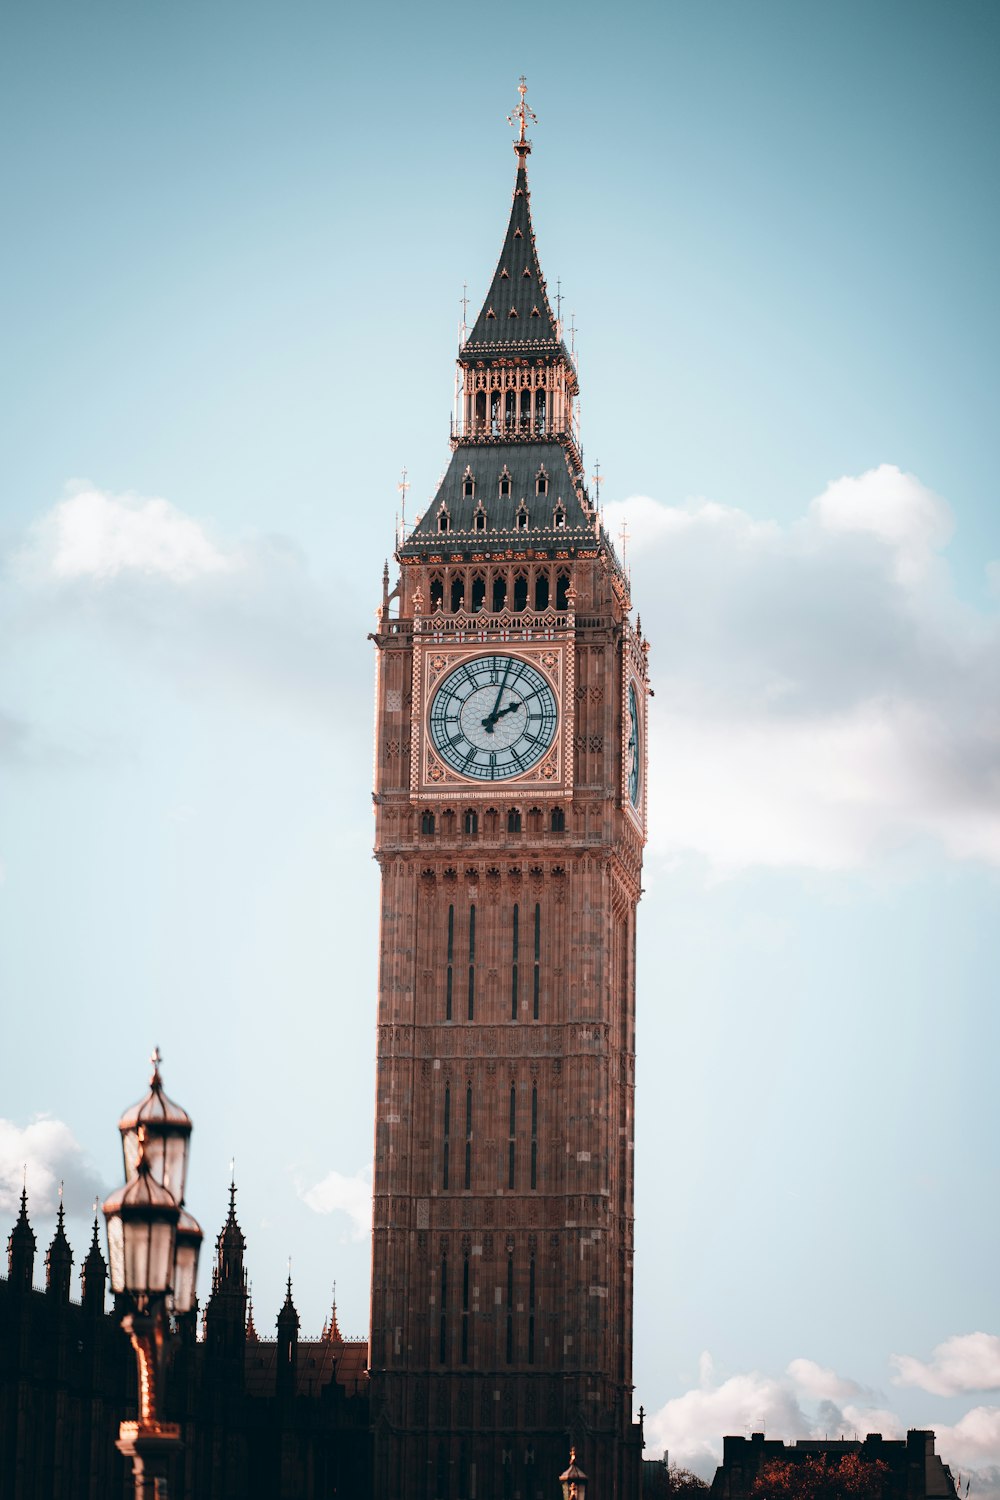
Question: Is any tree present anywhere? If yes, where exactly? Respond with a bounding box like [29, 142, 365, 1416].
[751, 1453, 890, 1500]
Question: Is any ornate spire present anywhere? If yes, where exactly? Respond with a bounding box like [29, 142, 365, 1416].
[462, 81, 564, 359]
[7, 1184, 36, 1291]
[277, 1270, 299, 1329]
[81, 1206, 108, 1311]
[45, 1188, 73, 1302]
[325, 1282, 344, 1343]
[245, 1284, 259, 1342]
[507, 74, 537, 159]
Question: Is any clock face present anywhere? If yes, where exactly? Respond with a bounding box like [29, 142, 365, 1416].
[627, 681, 640, 807]
[429, 654, 558, 781]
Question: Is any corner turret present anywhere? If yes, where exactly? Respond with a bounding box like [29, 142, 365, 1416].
[7, 1187, 36, 1292]
[45, 1195, 73, 1304]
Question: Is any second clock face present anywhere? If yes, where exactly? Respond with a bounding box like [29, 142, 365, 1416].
[429, 654, 558, 781]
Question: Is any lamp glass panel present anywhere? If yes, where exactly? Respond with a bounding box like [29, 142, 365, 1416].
[173, 1243, 198, 1313]
[147, 1218, 176, 1294]
[107, 1214, 126, 1293]
[121, 1129, 140, 1183]
[163, 1135, 188, 1202]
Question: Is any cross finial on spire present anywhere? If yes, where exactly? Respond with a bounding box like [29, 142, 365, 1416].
[508, 76, 537, 150]
[150, 1045, 162, 1082]
[397, 467, 410, 525]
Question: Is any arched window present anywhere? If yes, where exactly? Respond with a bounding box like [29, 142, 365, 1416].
[438, 509, 450, 533]
[450, 577, 464, 613]
[475, 392, 487, 432]
[536, 469, 548, 497]
[516, 505, 529, 532]
[520, 388, 531, 431]
[463, 470, 475, 499]
[464, 1084, 473, 1190]
[490, 389, 501, 435]
[534, 388, 547, 434]
[504, 390, 516, 430]
[474, 508, 487, 532]
[550, 807, 565, 832]
[471, 575, 486, 612]
[511, 902, 519, 1019]
[446, 903, 454, 1020]
[439, 1256, 448, 1363]
[513, 574, 528, 612]
[499, 468, 511, 498]
[421, 811, 436, 835]
[507, 808, 522, 834]
[553, 504, 566, 529]
[508, 1083, 516, 1189]
[430, 576, 444, 611]
[492, 574, 507, 612]
[531, 1085, 538, 1189]
[464, 809, 478, 836]
[534, 572, 549, 611]
[443, 1083, 450, 1190]
[556, 571, 570, 611]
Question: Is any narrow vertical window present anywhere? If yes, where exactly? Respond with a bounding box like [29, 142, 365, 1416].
[528, 1254, 536, 1364]
[511, 903, 519, 1020]
[468, 904, 476, 1020]
[439, 1255, 448, 1363]
[446, 904, 454, 1021]
[508, 1084, 516, 1190]
[464, 1084, 473, 1190]
[443, 1084, 451, 1190]
[461, 1254, 470, 1363]
[530, 1084, 538, 1190]
[505, 1253, 514, 1363]
[533, 903, 541, 1020]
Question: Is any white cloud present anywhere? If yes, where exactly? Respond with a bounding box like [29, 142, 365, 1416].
[298, 1163, 372, 1242]
[936, 1408, 1000, 1470]
[891, 1334, 1000, 1396]
[606, 465, 1000, 873]
[0, 1116, 105, 1216]
[29, 486, 238, 583]
[643, 1354, 893, 1478]
[4, 484, 366, 733]
[810, 464, 953, 585]
[786, 1357, 866, 1403]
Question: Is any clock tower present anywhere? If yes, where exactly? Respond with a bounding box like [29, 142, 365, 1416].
[370, 86, 649, 1500]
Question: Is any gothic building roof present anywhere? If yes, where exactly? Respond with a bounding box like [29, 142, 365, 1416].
[45, 1200, 73, 1293]
[404, 441, 592, 550]
[461, 155, 568, 362]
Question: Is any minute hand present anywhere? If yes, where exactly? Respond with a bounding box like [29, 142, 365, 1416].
[483, 662, 513, 730]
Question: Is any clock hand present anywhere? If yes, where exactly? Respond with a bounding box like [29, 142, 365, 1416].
[481, 698, 522, 730]
[481, 663, 514, 733]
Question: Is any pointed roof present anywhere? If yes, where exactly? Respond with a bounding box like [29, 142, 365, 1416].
[7, 1186, 36, 1268]
[46, 1198, 73, 1269]
[461, 148, 567, 361]
[277, 1273, 300, 1332]
[324, 1284, 344, 1344]
[245, 1291, 259, 1342]
[81, 1212, 107, 1294]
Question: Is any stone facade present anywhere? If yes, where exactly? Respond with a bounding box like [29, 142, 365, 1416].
[368, 111, 649, 1500]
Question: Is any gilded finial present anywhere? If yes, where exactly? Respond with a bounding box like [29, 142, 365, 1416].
[508, 75, 537, 152]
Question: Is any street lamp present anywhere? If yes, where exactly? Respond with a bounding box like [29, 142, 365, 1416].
[103, 1051, 203, 1499]
[560, 1447, 588, 1500]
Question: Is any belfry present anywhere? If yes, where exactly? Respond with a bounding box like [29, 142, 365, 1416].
[369, 83, 649, 1500]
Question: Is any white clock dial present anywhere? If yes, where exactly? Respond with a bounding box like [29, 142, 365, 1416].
[429, 655, 558, 781]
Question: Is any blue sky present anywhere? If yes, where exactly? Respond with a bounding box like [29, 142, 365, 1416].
[2, 0, 999, 1483]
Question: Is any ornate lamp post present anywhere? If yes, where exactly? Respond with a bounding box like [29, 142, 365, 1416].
[559, 1448, 588, 1500]
[103, 1050, 203, 1499]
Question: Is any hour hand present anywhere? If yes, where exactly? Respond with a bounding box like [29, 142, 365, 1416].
[494, 699, 522, 720]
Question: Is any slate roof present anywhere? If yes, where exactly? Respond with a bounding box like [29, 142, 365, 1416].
[461, 159, 569, 362]
[403, 440, 593, 548]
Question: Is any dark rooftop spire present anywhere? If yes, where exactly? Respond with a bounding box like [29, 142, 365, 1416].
[81, 1208, 108, 1312]
[45, 1190, 73, 1302]
[7, 1184, 36, 1291]
[461, 79, 565, 359]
